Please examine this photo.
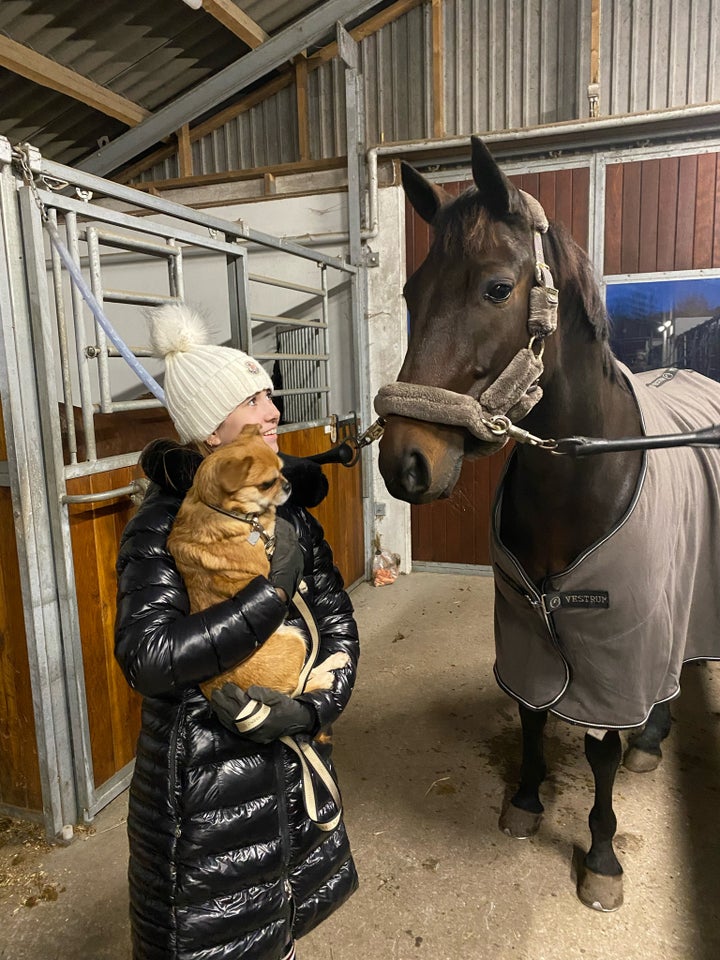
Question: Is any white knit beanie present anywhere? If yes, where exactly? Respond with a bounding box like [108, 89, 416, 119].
[146, 302, 273, 443]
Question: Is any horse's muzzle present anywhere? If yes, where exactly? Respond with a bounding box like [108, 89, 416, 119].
[378, 417, 464, 504]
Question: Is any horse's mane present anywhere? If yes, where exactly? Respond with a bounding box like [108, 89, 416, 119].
[433, 187, 618, 380]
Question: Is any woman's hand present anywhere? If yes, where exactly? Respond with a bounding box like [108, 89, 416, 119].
[211, 683, 315, 743]
[268, 517, 304, 601]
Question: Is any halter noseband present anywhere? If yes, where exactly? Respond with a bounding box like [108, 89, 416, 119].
[374, 191, 558, 448]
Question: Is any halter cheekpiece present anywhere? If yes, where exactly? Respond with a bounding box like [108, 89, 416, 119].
[374, 191, 558, 448]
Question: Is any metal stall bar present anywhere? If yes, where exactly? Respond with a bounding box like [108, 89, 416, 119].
[248, 273, 331, 425]
[64, 212, 98, 461]
[227, 249, 248, 352]
[86, 227, 113, 413]
[48, 208, 79, 465]
[16, 182, 101, 826]
[338, 21, 374, 575]
[38, 155, 356, 273]
[0, 154, 77, 836]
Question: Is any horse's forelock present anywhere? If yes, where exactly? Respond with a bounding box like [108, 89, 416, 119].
[433, 188, 531, 257]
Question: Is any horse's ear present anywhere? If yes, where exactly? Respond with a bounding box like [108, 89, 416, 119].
[470, 136, 519, 220]
[401, 161, 451, 225]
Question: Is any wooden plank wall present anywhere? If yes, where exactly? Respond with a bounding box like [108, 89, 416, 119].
[604, 152, 720, 275]
[0, 402, 43, 813]
[279, 421, 365, 587]
[66, 466, 144, 788]
[405, 168, 590, 565]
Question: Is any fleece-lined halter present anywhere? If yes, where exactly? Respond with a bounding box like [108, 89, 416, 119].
[374, 191, 558, 448]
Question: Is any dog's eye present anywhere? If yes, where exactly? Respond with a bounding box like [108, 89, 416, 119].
[258, 478, 278, 491]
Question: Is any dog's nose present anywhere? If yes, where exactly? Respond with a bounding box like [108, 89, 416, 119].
[282, 480, 291, 496]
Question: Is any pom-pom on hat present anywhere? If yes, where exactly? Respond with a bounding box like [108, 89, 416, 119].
[146, 302, 273, 443]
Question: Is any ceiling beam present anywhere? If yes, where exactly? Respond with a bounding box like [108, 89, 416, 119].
[202, 0, 269, 47]
[0, 35, 150, 127]
[116, 0, 422, 184]
[79, 0, 383, 177]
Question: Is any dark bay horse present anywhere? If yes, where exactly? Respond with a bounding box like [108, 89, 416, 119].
[376, 137, 720, 911]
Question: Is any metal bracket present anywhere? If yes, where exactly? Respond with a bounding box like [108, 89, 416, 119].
[363, 247, 380, 268]
[0, 136, 12, 166]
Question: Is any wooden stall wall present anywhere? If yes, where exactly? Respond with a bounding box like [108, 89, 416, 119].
[0, 402, 43, 814]
[406, 169, 591, 566]
[66, 466, 144, 789]
[604, 152, 720, 274]
[279, 421, 365, 588]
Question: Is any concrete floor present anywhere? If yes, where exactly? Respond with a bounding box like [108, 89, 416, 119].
[2, 571, 720, 960]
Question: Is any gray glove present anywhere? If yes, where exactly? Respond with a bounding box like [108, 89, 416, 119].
[211, 682, 314, 743]
[269, 517, 304, 601]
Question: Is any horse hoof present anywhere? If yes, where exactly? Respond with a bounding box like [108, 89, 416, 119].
[577, 868, 624, 912]
[499, 804, 542, 839]
[623, 746, 661, 773]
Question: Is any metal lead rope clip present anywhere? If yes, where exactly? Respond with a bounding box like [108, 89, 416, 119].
[482, 414, 558, 451]
[356, 417, 386, 448]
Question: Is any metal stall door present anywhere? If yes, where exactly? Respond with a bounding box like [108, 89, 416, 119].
[0, 140, 363, 832]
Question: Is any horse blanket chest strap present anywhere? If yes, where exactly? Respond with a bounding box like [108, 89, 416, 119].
[374, 191, 557, 444]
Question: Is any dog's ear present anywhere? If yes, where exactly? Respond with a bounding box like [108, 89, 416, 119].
[218, 455, 254, 495]
[238, 423, 262, 439]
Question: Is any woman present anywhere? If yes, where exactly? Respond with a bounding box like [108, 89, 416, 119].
[115, 303, 359, 960]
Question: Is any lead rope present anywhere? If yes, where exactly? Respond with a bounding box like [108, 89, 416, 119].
[232, 584, 343, 832]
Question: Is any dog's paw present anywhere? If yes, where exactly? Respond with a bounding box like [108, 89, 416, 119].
[304, 653, 351, 692]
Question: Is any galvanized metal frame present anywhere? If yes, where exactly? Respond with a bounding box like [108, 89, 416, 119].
[0, 152, 77, 837]
[0, 137, 362, 833]
[338, 21, 375, 579]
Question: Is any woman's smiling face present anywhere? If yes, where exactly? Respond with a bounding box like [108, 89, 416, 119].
[207, 389, 281, 451]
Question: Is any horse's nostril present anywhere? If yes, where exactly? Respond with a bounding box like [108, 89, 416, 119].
[401, 450, 430, 495]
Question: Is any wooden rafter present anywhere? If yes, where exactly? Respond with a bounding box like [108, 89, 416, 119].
[202, 0, 269, 48]
[309, 0, 424, 66]
[295, 53, 310, 162]
[0, 35, 149, 127]
[431, 0, 445, 138]
[177, 124, 193, 177]
[117, 0, 424, 183]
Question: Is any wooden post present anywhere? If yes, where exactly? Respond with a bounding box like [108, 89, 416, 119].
[295, 53, 310, 162]
[177, 124, 193, 178]
[431, 0, 445, 138]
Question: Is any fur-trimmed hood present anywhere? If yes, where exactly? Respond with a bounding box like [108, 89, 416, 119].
[139, 438, 329, 508]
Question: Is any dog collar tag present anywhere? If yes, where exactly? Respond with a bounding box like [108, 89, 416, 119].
[247, 530, 261, 545]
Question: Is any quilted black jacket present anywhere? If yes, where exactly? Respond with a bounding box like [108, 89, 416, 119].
[115, 443, 359, 960]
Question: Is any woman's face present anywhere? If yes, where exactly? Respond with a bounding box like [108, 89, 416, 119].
[207, 389, 281, 451]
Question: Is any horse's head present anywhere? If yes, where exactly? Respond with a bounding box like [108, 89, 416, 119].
[378, 137, 556, 503]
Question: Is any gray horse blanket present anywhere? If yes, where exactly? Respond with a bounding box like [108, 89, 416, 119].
[492, 365, 720, 729]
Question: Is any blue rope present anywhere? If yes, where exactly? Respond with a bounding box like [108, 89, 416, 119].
[44, 218, 167, 405]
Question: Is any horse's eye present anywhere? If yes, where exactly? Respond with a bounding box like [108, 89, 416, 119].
[485, 282, 514, 303]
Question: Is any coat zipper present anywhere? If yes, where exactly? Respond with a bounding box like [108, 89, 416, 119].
[274, 742, 296, 935]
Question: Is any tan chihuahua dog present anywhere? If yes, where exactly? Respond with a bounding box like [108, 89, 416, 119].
[168, 425, 347, 700]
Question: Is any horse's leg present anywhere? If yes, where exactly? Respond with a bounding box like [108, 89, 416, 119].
[623, 701, 672, 773]
[577, 729, 624, 911]
[499, 705, 547, 838]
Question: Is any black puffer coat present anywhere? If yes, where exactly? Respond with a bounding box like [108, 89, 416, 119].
[115, 443, 359, 960]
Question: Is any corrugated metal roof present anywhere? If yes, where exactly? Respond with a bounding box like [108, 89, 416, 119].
[0, 0, 370, 166]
